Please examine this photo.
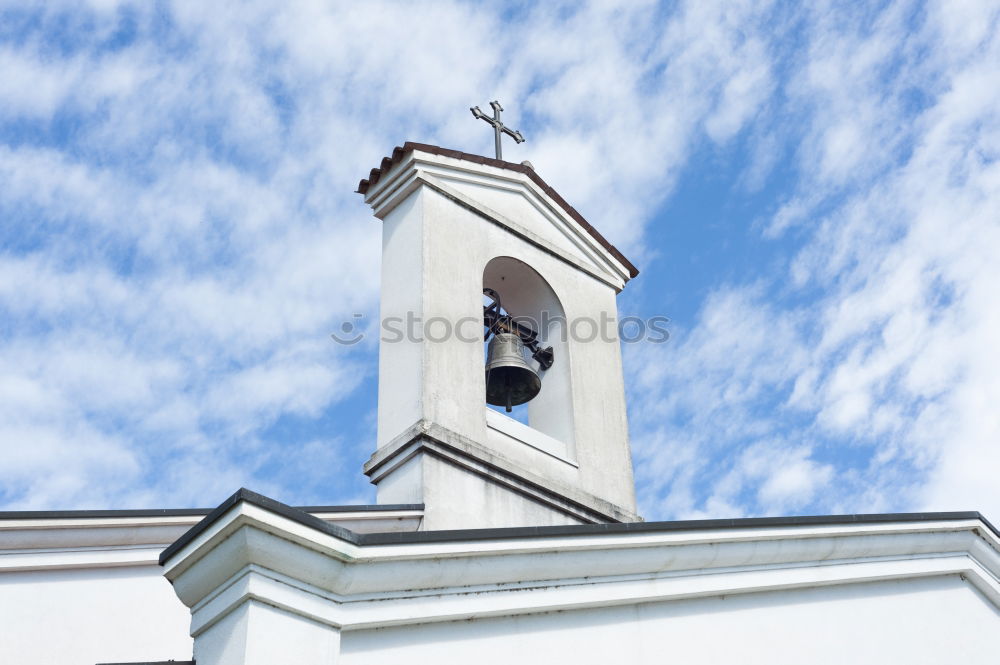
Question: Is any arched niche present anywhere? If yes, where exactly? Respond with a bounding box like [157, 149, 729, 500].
[483, 256, 575, 455]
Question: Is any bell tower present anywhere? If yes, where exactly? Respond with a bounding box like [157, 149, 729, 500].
[357, 140, 641, 529]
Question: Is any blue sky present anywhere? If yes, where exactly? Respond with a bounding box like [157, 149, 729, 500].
[1, 1, 998, 520]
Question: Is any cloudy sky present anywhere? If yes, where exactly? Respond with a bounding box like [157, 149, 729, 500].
[1, 1, 998, 520]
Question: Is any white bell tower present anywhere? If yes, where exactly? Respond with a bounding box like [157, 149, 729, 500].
[357, 141, 641, 529]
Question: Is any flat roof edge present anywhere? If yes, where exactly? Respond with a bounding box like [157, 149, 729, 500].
[96, 661, 195, 665]
[159, 488, 385, 565]
[0, 502, 423, 521]
[363, 510, 999, 545]
[155, 488, 999, 565]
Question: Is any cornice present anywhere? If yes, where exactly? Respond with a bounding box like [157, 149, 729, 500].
[160, 490, 1000, 636]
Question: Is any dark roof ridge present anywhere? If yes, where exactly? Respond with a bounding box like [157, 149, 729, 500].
[357, 141, 639, 279]
[158, 487, 1000, 567]
[160, 487, 368, 564]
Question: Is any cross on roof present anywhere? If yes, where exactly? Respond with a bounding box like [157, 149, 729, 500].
[470, 100, 525, 160]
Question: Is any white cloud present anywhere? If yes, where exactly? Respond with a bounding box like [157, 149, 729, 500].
[0, 0, 782, 509]
[0, 1, 997, 521]
[630, 0, 1000, 521]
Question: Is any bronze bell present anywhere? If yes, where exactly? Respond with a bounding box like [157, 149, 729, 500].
[485, 332, 542, 412]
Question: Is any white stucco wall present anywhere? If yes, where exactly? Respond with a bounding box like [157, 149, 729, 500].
[340, 575, 999, 665]
[0, 564, 192, 665]
[406, 453, 585, 530]
[195, 599, 340, 665]
[0, 506, 422, 665]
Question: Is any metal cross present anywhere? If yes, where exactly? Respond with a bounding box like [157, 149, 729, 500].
[470, 100, 525, 160]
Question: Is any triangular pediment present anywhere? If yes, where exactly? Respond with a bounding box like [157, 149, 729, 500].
[358, 143, 637, 290]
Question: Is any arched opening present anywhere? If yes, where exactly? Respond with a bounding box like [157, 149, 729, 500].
[483, 256, 575, 455]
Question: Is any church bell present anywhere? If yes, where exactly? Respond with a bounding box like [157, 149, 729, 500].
[485, 332, 542, 412]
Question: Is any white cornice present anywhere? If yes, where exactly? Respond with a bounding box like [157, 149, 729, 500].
[161, 499, 1000, 637]
[0, 508, 422, 572]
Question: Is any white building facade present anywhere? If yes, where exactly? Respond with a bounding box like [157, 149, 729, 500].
[2, 143, 998, 665]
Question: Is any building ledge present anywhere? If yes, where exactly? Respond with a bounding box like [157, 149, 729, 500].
[159, 488, 1000, 635]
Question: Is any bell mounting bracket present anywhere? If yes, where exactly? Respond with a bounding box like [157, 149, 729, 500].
[483, 288, 555, 370]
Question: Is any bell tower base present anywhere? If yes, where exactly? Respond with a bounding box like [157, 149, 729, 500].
[364, 420, 640, 530]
